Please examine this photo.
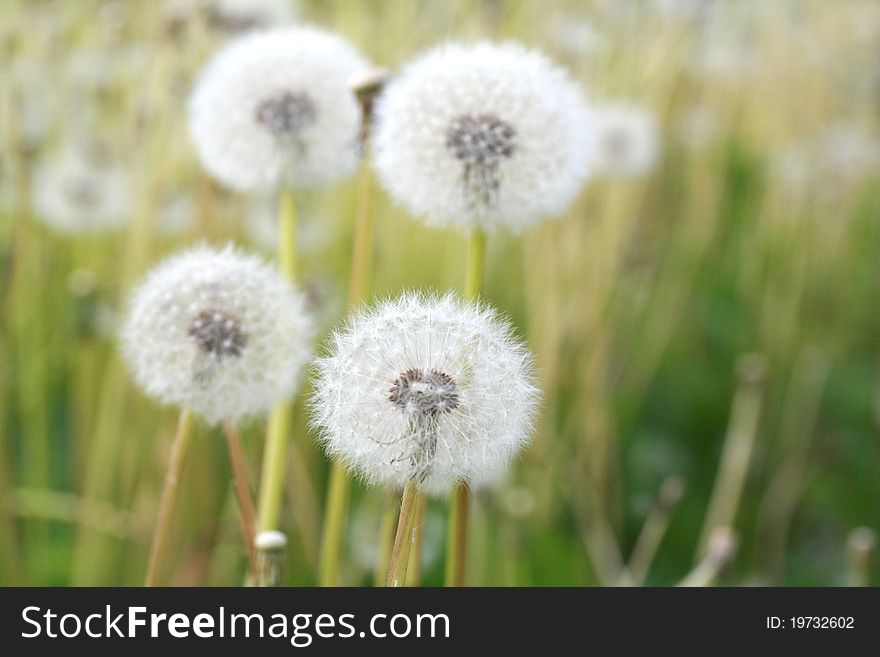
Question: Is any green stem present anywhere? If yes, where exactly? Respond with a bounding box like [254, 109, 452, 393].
[256, 187, 298, 533]
[442, 229, 486, 587]
[406, 493, 425, 586]
[464, 229, 486, 301]
[318, 462, 350, 586]
[257, 402, 291, 532]
[373, 488, 399, 587]
[386, 480, 419, 587]
[318, 163, 376, 586]
[444, 484, 469, 586]
[278, 185, 298, 279]
[145, 408, 195, 587]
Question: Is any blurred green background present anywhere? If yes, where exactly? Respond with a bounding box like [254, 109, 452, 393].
[1, 0, 878, 586]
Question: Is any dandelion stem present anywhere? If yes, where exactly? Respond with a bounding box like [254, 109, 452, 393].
[445, 484, 469, 586]
[255, 186, 298, 534]
[374, 488, 400, 586]
[406, 493, 426, 586]
[695, 354, 765, 560]
[386, 480, 419, 587]
[145, 407, 195, 587]
[223, 420, 258, 577]
[318, 464, 349, 586]
[464, 229, 486, 300]
[319, 162, 376, 586]
[625, 476, 685, 586]
[257, 401, 291, 532]
[278, 185, 298, 279]
[442, 229, 486, 588]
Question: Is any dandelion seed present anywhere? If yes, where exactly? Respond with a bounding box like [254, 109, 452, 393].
[121, 244, 314, 424]
[373, 42, 592, 233]
[188, 26, 369, 192]
[311, 292, 539, 495]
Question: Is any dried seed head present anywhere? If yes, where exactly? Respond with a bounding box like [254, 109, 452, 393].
[389, 368, 460, 416]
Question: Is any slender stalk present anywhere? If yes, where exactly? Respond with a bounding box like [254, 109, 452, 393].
[445, 484, 469, 587]
[256, 187, 297, 534]
[277, 186, 298, 280]
[319, 162, 377, 586]
[373, 488, 400, 587]
[695, 354, 765, 559]
[145, 408, 195, 587]
[624, 476, 685, 586]
[386, 480, 419, 587]
[406, 493, 426, 586]
[318, 463, 349, 586]
[257, 402, 291, 532]
[442, 229, 486, 587]
[223, 420, 258, 577]
[464, 229, 486, 301]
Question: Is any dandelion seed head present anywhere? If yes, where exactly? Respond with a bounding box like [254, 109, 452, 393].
[373, 42, 592, 233]
[311, 292, 540, 495]
[188, 26, 368, 192]
[32, 141, 133, 234]
[590, 102, 661, 177]
[121, 244, 314, 424]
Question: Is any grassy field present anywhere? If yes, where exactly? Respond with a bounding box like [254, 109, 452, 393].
[1, 0, 878, 587]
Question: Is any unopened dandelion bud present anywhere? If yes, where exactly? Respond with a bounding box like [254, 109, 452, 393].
[311, 292, 540, 496]
[846, 527, 876, 587]
[255, 529, 288, 587]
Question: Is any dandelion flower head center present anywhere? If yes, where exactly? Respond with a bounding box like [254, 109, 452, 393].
[64, 178, 101, 209]
[602, 127, 632, 159]
[446, 113, 517, 168]
[445, 114, 516, 207]
[254, 91, 318, 141]
[388, 368, 460, 417]
[188, 308, 248, 359]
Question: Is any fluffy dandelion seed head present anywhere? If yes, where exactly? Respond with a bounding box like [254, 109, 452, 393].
[311, 292, 540, 495]
[590, 102, 661, 177]
[188, 27, 368, 192]
[32, 142, 132, 234]
[122, 245, 314, 424]
[202, 0, 299, 33]
[373, 42, 592, 233]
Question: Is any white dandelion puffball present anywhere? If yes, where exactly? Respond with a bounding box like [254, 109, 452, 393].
[122, 245, 314, 424]
[203, 0, 298, 33]
[590, 102, 661, 177]
[311, 293, 539, 495]
[188, 26, 368, 192]
[373, 42, 592, 233]
[32, 143, 132, 234]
